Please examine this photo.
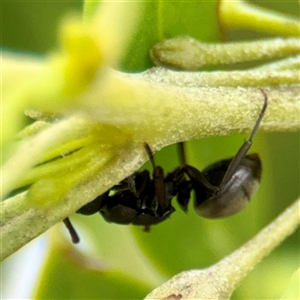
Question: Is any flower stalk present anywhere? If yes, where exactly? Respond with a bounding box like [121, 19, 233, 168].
[144, 197, 300, 299]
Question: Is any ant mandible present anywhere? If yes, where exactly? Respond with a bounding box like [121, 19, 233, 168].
[64, 89, 268, 243]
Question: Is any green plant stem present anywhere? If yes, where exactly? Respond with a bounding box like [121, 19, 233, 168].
[252, 55, 300, 71]
[144, 197, 300, 299]
[76, 70, 300, 136]
[215, 197, 300, 293]
[150, 37, 300, 70]
[141, 68, 299, 87]
[218, 0, 300, 36]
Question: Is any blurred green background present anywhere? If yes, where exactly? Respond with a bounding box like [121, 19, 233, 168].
[1, 0, 299, 299]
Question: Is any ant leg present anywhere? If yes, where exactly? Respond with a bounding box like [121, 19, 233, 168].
[179, 141, 218, 192]
[175, 142, 215, 210]
[143, 143, 168, 211]
[124, 176, 139, 197]
[178, 142, 187, 166]
[184, 165, 218, 192]
[63, 218, 80, 244]
[219, 88, 268, 190]
[178, 141, 218, 191]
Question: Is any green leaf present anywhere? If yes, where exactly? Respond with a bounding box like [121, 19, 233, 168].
[33, 238, 151, 299]
[281, 267, 300, 300]
[120, 0, 220, 71]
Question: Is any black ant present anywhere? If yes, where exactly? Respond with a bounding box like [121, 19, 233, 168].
[64, 90, 267, 243]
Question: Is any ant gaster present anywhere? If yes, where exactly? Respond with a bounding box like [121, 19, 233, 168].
[64, 90, 268, 243]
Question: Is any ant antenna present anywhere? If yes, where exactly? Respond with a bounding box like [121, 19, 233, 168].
[219, 88, 268, 189]
[144, 142, 156, 169]
[248, 88, 268, 143]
